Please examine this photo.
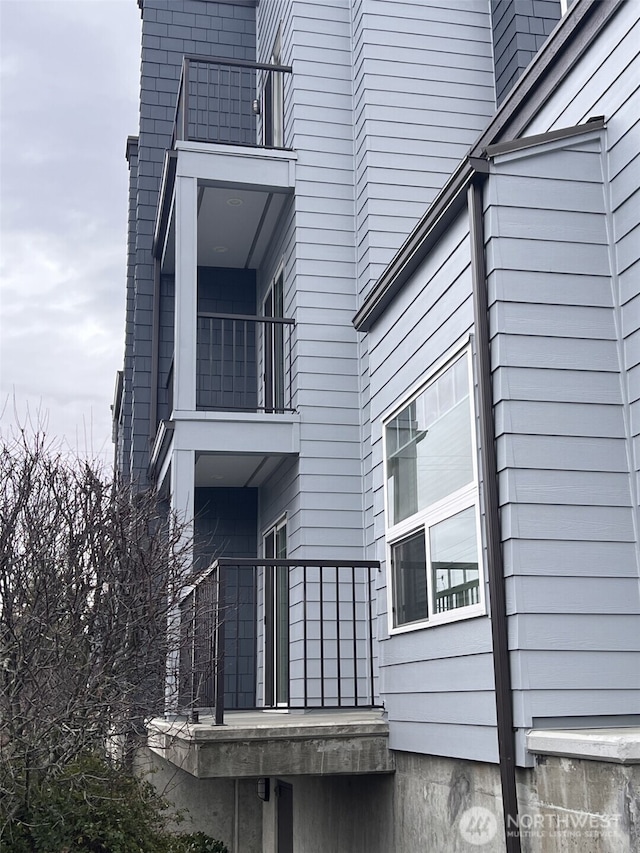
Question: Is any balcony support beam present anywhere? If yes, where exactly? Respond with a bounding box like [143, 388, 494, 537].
[149, 710, 393, 779]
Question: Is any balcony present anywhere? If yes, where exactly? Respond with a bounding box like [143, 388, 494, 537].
[173, 56, 291, 149]
[154, 56, 296, 278]
[196, 313, 294, 413]
[150, 55, 299, 490]
[178, 559, 380, 721]
[148, 559, 392, 779]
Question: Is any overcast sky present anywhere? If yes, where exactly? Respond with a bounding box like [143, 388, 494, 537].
[1, 0, 142, 462]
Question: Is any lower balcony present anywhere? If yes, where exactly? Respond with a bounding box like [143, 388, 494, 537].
[148, 559, 393, 778]
[148, 708, 392, 779]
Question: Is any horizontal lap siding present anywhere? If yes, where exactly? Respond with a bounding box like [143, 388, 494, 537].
[352, 0, 495, 303]
[368, 211, 498, 763]
[520, 2, 640, 546]
[255, 2, 363, 566]
[487, 118, 640, 749]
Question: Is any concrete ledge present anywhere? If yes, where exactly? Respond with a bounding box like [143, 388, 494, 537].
[148, 710, 394, 778]
[527, 727, 640, 764]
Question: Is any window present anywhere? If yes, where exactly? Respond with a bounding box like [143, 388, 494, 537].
[263, 25, 283, 147]
[263, 518, 288, 706]
[263, 268, 285, 412]
[384, 349, 483, 630]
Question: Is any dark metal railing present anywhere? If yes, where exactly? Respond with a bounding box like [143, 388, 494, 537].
[178, 559, 381, 725]
[173, 55, 292, 148]
[196, 312, 294, 413]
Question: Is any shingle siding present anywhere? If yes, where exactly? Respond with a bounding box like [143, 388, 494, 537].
[125, 0, 256, 483]
[491, 0, 562, 105]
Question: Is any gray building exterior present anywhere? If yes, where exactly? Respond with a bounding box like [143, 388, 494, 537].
[114, 1, 640, 850]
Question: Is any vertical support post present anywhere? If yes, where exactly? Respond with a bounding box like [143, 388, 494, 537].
[174, 175, 198, 412]
[351, 566, 358, 707]
[165, 447, 195, 714]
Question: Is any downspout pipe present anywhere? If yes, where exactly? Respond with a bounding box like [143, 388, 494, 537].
[468, 176, 521, 853]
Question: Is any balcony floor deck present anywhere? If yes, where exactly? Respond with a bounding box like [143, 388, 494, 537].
[148, 709, 394, 778]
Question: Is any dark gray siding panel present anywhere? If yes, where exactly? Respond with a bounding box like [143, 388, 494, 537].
[490, 0, 562, 105]
[194, 487, 258, 709]
[128, 1, 256, 483]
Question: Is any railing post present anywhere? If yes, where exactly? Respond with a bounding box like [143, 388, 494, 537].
[189, 586, 198, 721]
[369, 566, 376, 706]
[351, 567, 358, 706]
[336, 565, 342, 706]
[215, 563, 225, 725]
[303, 565, 308, 708]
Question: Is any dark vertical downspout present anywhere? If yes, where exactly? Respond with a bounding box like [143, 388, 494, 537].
[468, 177, 521, 853]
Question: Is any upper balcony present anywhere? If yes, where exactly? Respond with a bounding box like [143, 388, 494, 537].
[149, 57, 299, 487]
[154, 56, 296, 279]
[173, 56, 291, 149]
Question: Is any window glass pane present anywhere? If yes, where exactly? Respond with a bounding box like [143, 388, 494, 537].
[430, 507, 479, 614]
[391, 530, 427, 627]
[386, 357, 473, 525]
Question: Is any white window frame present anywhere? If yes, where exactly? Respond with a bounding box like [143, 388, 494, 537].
[261, 260, 286, 412]
[382, 344, 486, 634]
[261, 515, 288, 707]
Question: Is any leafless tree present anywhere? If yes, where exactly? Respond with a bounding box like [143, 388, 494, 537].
[0, 428, 192, 831]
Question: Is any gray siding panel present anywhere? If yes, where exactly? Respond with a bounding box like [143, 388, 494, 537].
[487, 87, 640, 758]
[367, 208, 499, 762]
[389, 721, 498, 764]
[352, 0, 495, 302]
[509, 613, 640, 649]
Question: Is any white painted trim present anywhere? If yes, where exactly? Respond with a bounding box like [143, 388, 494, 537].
[380, 333, 473, 425]
[175, 147, 296, 190]
[170, 415, 300, 456]
[261, 516, 288, 709]
[527, 728, 640, 764]
[174, 176, 198, 412]
[175, 139, 297, 161]
[172, 410, 300, 423]
[381, 344, 486, 634]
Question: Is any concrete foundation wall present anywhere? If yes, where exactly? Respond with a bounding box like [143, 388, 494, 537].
[139, 745, 640, 852]
[137, 746, 262, 853]
[518, 754, 640, 853]
[392, 752, 503, 852]
[288, 774, 394, 853]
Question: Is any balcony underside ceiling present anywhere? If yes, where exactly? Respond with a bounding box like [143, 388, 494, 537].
[152, 415, 300, 492]
[160, 143, 296, 274]
[195, 451, 286, 488]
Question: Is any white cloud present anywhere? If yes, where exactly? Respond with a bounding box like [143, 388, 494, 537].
[0, 0, 141, 461]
